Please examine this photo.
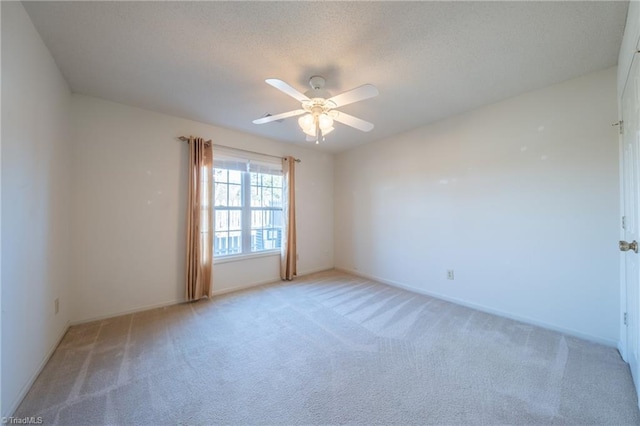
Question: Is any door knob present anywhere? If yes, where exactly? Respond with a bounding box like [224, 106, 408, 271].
[620, 240, 638, 253]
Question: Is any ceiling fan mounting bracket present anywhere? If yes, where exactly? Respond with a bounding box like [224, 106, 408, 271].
[304, 75, 332, 100]
[309, 75, 326, 90]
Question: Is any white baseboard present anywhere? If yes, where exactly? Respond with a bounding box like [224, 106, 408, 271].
[4, 321, 70, 417]
[297, 267, 336, 277]
[337, 267, 618, 348]
[211, 267, 335, 296]
[212, 277, 280, 296]
[72, 267, 335, 323]
[618, 340, 627, 362]
[70, 298, 184, 326]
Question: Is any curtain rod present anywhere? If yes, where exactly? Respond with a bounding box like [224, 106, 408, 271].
[179, 136, 301, 163]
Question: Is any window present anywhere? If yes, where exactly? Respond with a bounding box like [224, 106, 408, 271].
[213, 152, 283, 258]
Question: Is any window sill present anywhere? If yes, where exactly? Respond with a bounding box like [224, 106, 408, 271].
[214, 250, 280, 265]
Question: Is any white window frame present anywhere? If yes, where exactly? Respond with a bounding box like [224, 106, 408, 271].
[213, 151, 283, 263]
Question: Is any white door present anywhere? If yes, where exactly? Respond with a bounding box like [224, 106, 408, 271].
[621, 51, 640, 402]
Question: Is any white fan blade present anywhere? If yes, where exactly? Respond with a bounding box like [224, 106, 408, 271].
[265, 79, 309, 102]
[333, 111, 374, 132]
[327, 84, 378, 108]
[253, 109, 305, 124]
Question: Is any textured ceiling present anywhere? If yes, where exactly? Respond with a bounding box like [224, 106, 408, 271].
[23, 1, 628, 153]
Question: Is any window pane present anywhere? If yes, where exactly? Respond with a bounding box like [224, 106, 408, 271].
[263, 233, 276, 250]
[263, 174, 273, 186]
[263, 187, 273, 207]
[229, 210, 242, 231]
[228, 184, 242, 207]
[272, 175, 283, 188]
[250, 172, 259, 186]
[215, 183, 228, 207]
[251, 185, 262, 207]
[214, 232, 228, 256]
[228, 231, 242, 254]
[229, 170, 242, 184]
[215, 230, 243, 256]
[214, 168, 228, 183]
[272, 210, 283, 226]
[215, 210, 228, 231]
[272, 188, 282, 208]
[252, 210, 263, 228]
[250, 229, 258, 252]
[263, 210, 273, 227]
[251, 208, 282, 253]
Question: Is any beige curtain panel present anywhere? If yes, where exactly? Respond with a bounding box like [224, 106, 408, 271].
[185, 136, 213, 301]
[281, 156, 297, 281]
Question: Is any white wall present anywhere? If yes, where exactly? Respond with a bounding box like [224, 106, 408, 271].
[618, 0, 640, 99]
[71, 95, 333, 322]
[335, 67, 620, 345]
[1, 2, 72, 416]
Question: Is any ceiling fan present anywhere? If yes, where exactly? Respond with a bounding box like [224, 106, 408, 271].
[252, 76, 379, 144]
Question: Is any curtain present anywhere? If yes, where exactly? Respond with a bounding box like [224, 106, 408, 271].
[185, 136, 213, 301]
[281, 156, 297, 280]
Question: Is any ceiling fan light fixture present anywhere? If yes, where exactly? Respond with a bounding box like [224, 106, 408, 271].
[318, 113, 333, 130]
[298, 114, 314, 131]
[303, 127, 317, 137]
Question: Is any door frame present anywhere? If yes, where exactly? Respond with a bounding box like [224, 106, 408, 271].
[619, 117, 628, 362]
[619, 50, 640, 408]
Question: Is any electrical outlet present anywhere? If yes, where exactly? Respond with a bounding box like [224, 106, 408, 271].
[447, 270, 454, 280]
[54, 298, 59, 315]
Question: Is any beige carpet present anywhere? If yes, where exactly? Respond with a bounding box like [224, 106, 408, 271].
[15, 270, 640, 425]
